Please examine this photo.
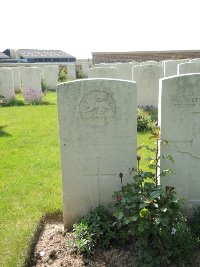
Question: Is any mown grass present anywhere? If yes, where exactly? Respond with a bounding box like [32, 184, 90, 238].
[0, 92, 155, 267]
[0, 93, 62, 267]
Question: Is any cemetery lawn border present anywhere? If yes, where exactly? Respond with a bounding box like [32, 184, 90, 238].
[0, 92, 154, 267]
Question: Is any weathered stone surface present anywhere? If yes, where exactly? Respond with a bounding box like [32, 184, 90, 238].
[12, 67, 21, 93]
[82, 63, 89, 77]
[57, 79, 137, 228]
[88, 67, 118, 79]
[67, 64, 76, 80]
[178, 62, 200, 75]
[23, 67, 42, 101]
[159, 74, 200, 203]
[163, 59, 190, 77]
[43, 65, 59, 90]
[0, 67, 15, 100]
[115, 62, 139, 81]
[140, 61, 158, 66]
[132, 64, 164, 107]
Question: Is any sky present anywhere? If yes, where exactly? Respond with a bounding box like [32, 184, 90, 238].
[1, 0, 200, 59]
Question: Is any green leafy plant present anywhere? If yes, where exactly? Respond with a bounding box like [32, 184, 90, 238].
[137, 108, 157, 132]
[71, 206, 116, 255]
[139, 105, 158, 122]
[76, 67, 86, 79]
[1, 98, 25, 107]
[188, 205, 200, 245]
[58, 66, 67, 82]
[41, 79, 48, 92]
[112, 129, 195, 266]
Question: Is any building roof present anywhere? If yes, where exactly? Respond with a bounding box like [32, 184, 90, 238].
[18, 49, 75, 59]
[0, 52, 10, 59]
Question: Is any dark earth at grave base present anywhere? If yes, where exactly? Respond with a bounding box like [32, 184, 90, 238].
[29, 217, 200, 267]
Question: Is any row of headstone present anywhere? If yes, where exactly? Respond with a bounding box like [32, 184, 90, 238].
[57, 73, 200, 228]
[0, 65, 60, 101]
[87, 59, 200, 108]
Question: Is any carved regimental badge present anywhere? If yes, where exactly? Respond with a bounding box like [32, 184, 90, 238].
[79, 90, 116, 125]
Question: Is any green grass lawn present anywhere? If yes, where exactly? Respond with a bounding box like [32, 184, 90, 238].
[0, 92, 155, 267]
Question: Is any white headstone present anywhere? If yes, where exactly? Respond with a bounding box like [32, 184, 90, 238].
[88, 67, 118, 79]
[115, 62, 139, 81]
[12, 67, 21, 93]
[178, 62, 200, 75]
[0, 68, 15, 100]
[132, 64, 164, 107]
[164, 59, 191, 77]
[43, 65, 58, 90]
[190, 58, 200, 63]
[94, 63, 116, 68]
[159, 74, 200, 203]
[140, 61, 158, 66]
[57, 78, 137, 228]
[19, 66, 25, 84]
[67, 64, 76, 80]
[82, 63, 89, 77]
[23, 67, 42, 101]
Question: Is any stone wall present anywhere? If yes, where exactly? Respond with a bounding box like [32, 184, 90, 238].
[92, 50, 200, 64]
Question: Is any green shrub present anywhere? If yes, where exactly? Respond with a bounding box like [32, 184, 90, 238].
[112, 131, 195, 266]
[188, 205, 200, 245]
[1, 98, 25, 107]
[71, 206, 116, 254]
[58, 66, 67, 82]
[76, 67, 85, 79]
[137, 108, 157, 132]
[139, 105, 158, 122]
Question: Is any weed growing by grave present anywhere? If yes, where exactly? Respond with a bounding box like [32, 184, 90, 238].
[70, 206, 116, 255]
[137, 108, 157, 132]
[113, 129, 195, 267]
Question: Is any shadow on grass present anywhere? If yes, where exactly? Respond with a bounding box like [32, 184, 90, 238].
[24, 210, 63, 267]
[0, 125, 12, 137]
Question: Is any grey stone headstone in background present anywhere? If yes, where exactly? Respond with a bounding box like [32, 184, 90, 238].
[115, 62, 139, 81]
[159, 74, 200, 204]
[57, 78, 137, 228]
[132, 64, 164, 107]
[140, 61, 158, 66]
[88, 67, 118, 79]
[178, 62, 200, 75]
[43, 65, 59, 90]
[67, 64, 76, 80]
[23, 67, 42, 101]
[0, 67, 15, 100]
[12, 67, 21, 93]
[82, 63, 89, 77]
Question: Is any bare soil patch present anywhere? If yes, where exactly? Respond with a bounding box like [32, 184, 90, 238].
[28, 216, 200, 267]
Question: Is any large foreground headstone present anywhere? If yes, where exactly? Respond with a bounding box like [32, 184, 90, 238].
[0, 67, 15, 100]
[57, 79, 137, 228]
[23, 67, 42, 101]
[132, 64, 164, 107]
[159, 74, 200, 203]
